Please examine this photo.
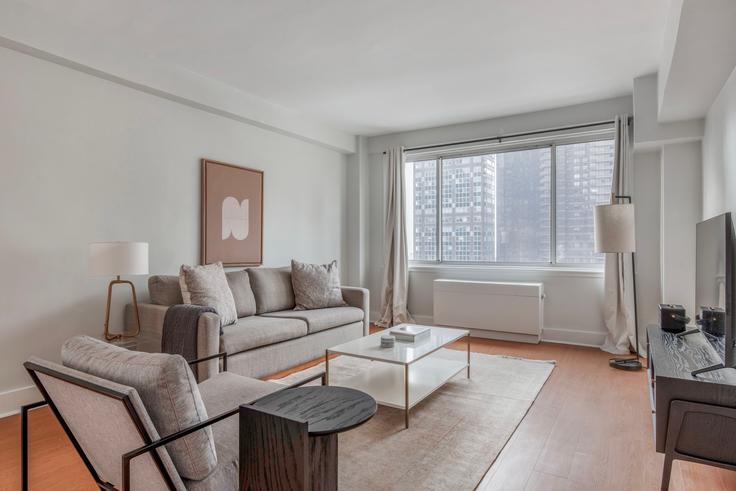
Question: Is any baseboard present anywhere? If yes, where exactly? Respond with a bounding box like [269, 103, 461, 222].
[542, 327, 606, 348]
[375, 312, 605, 348]
[0, 385, 42, 419]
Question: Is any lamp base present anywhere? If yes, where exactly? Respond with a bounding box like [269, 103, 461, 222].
[609, 357, 643, 371]
[104, 276, 141, 340]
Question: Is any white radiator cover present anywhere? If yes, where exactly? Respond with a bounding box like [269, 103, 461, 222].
[433, 279, 544, 344]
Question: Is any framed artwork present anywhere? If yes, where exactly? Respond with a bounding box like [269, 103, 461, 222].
[201, 159, 263, 266]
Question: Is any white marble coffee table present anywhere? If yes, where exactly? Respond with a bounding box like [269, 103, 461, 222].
[325, 325, 470, 429]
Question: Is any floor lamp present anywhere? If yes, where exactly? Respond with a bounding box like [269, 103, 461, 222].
[88, 242, 149, 340]
[594, 196, 642, 371]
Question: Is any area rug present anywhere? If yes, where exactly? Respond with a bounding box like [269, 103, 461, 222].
[270, 348, 555, 490]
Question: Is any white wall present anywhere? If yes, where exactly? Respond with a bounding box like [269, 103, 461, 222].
[703, 66, 736, 219]
[365, 96, 634, 347]
[0, 46, 349, 414]
[633, 150, 662, 329]
[660, 141, 702, 316]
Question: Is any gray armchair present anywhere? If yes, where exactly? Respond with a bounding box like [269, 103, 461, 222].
[23, 336, 323, 490]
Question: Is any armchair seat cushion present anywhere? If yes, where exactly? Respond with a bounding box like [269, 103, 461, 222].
[262, 306, 364, 334]
[197, 372, 282, 415]
[187, 372, 283, 491]
[219, 316, 307, 355]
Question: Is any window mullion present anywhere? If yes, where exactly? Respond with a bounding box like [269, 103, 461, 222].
[550, 144, 557, 266]
[436, 157, 442, 263]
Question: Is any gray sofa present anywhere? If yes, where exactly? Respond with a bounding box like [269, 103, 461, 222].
[125, 267, 368, 381]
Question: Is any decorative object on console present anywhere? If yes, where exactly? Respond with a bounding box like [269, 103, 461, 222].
[202, 159, 263, 267]
[290, 259, 347, 310]
[179, 262, 238, 327]
[659, 304, 689, 333]
[88, 241, 149, 341]
[594, 196, 641, 371]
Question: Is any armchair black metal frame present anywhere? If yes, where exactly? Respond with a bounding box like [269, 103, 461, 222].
[22, 352, 325, 491]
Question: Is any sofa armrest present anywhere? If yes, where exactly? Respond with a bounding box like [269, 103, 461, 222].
[196, 312, 220, 382]
[125, 303, 221, 382]
[341, 286, 370, 336]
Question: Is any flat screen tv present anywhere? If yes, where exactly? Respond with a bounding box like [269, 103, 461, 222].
[696, 212, 736, 372]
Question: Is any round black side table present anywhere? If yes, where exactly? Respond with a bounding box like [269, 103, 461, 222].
[240, 386, 376, 490]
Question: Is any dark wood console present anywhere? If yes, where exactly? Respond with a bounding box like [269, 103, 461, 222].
[646, 325, 736, 489]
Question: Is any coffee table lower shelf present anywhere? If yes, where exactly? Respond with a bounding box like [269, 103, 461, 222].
[328, 356, 468, 427]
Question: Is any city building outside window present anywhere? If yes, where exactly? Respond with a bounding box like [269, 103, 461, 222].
[404, 135, 615, 267]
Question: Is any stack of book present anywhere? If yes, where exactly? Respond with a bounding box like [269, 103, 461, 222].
[390, 324, 431, 342]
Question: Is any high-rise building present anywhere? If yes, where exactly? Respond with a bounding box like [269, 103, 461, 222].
[555, 140, 615, 264]
[495, 148, 551, 263]
[440, 155, 496, 262]
[408, 139, 613, 264]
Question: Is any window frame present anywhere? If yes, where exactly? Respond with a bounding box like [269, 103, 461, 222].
[405, 128, 615, 270]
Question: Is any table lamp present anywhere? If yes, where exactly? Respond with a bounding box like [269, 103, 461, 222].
[88, 242, 149, 340]
[594, 196, 640, 370]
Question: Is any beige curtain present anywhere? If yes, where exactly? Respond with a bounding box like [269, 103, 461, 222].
[377, 147, 414, 327]
[601, 115, 639, 355]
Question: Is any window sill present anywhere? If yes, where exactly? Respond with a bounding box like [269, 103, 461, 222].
[408, 262, 604, 278]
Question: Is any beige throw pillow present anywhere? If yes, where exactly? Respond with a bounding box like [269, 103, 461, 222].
[291, 259, 346, 310]
[179, 262, 238, 326]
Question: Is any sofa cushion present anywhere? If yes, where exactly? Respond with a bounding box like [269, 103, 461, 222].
[148, 275, 183, 306]
[180, 262, 238, 327]
[188, 373, 282, 491]
[219, 315, 307, 354]
[290, 259, 346, 310]
[225, 270, 257, 318]
[262, 306, 364, 334]
[247, 267, 295, 314]
[61, 336, 217, 481]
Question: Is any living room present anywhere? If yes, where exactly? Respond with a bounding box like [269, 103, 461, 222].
[2, 1, 736, 490]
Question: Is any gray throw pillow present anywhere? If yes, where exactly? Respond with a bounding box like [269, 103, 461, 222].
[179, 262, 238, 326]
[291, 259, 346, 310]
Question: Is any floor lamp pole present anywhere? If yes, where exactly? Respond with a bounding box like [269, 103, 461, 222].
[609, 195, 642, 371]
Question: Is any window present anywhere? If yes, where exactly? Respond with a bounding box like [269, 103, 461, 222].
[405, 135, 615, 267]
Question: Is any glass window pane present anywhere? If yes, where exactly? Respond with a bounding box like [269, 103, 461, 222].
[405, 159, 437, 261]
[440, 155, 495, 262]
[495, 148, 552, 263]
[555, 139, 615, 264]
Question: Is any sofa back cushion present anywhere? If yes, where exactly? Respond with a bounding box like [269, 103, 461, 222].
[247, 267, 295, 314]
[61, 336, 217, 481]
[225, 270, 257, 318]
[148, 275, 183, 306]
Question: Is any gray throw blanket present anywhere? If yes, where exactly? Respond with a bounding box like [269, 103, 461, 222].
[162, 304, 216, 377]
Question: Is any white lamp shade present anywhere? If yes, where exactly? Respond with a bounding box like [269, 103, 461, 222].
[88, 242, 149, 276]
[594, 204, 636, 253]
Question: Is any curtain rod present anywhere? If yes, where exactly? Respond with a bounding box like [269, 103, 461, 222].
[381, 119, 617, 155]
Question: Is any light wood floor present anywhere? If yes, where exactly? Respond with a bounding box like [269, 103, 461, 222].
[2, 330, 736, 490]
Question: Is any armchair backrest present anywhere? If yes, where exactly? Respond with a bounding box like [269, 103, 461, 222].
[61, 336, 218, 481]
[24, 356, 185, 490]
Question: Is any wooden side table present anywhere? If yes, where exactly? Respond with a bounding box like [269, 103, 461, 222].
[239, 386, 376, 490]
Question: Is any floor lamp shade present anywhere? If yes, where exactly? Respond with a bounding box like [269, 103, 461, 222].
[88, 242, 149, 277]
[88, 242, 148, 340]
[594, 204, 636, 253]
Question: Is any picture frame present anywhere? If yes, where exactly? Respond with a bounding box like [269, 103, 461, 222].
[201, 159, 263, 266]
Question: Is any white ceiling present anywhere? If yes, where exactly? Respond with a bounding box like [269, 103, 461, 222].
[10, 0, 669, 136]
